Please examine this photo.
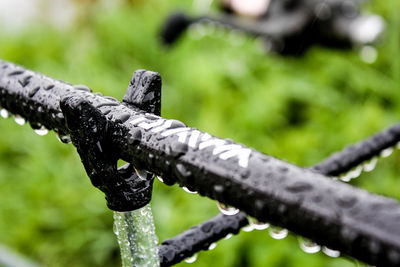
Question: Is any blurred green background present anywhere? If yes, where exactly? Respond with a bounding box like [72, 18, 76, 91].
[0, 0, 399, 266]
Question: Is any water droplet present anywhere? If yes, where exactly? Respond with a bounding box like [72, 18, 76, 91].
[176, 163, 191, 178]
[286, 181, 313, 193]
[314, 2, 332, 20]
[0, 109, 10, 118]
[224, 233, 233, 240]
[115, 113, 131, 124]
[28, 86, 40, 97]
[73, 84, 91, 92]
[14, 115, 26, 125]
[182, 186, 198, 194]
[135, 168, 150, 180]
[269, 227, 288, 240]
[213, 184, 224, 194]
[128, 128, 142, 145]
[242, 225, 254, 232]
[339, 165, 362, 182]
[166, 142, 188, 159]
[336, 195, 357, 208]
[189, 24, 207, 39]
[156, 176, 164, 183]
[205, 22, 216, 36]
[380, 147, 393, 158]
[200, 221, 214, 233]
[208, 243, 217, 250]
[322, 246, 340, 257]
[229, 30, 246, 46]
[217, 202, 239, 216]
[396, 142, 400, 150]
[298, 237, 321, 254]
[34, 126, 49, 136]
[56, 133, 72, 144]
[45, 84, 55, 90]
[363, 157, 378, 172]
[248, 217, 269, 230]
[184, 254, 198, 263]
[360, 45, 378, 64]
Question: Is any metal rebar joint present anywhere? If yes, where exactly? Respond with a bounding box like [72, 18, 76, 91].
[60, 70, 161, 212]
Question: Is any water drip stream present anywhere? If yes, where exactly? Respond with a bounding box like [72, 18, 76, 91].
[113, 204, 160, 267]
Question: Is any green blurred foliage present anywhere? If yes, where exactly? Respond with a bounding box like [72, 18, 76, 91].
[0, 0, 399, 266]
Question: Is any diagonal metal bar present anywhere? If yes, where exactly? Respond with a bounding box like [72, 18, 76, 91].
[158, 213, 248, 266]
[1, 60, 400, 266]
[312, 125, 400, 176]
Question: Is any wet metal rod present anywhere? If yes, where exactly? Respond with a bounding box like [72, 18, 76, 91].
[1, 60, 400, 266]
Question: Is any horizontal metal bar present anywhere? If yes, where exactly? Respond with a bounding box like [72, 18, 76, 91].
[1, 59, 400, 266]
[159, 123, 400, 265]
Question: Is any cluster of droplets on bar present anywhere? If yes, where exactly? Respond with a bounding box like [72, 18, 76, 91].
[188, 16, 380, 63]
[169, 143, 400, 264]
[216, 202, 341, 258]
[175, 198, 341, 264]
[182, 236, 219, 263]
[188, 20, 249, 47]
[217, 202, 340, 258]
[0, 107, 72, 144]
[337, 143, 400, 182]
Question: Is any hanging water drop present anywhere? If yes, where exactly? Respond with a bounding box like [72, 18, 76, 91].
[0, 109, 10, 118]
[380, 147, 393, 158]
[269, 227, 288, 240]
[248, 217, 269, 230]
[322, 246, 340, 258]
[350, 165, 362, 179]
[339, 165, 362, 182]
[242, 225, 254, 232]
[363, 157, 378, 172]
[229, 30, 246, 46]
[56, 133, 72, 144]
[224, 233, 233, 240]
[182, 186, 198, 194]
[396, 142, 400, 150]
[14, 115, 26, 125]
[298, 237, 321, 254]
[184, 254, 198, 264]
[34, 126, 49, 136]
[189, 24, 207, 40]
[205, 22, 216, 36]
[135, 168, 149, 180]
[208, 243, 217, 250]
[360, 45, 378, 64]
[217, 202, 239, 216]
[339, 174, 351, 182]
[156, 176, 164, 183]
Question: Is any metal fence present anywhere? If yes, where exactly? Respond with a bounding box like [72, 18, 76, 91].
[0, 59, 399, 266]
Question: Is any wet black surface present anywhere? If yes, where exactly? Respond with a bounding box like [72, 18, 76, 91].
[0, 59, 400, 266]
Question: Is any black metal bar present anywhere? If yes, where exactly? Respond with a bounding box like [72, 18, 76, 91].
[312, 124, 400, 176]
[158, 123, 400, 265]
[160, 0, 385, 54]
[1, 60, 400, 266]
[158, 213, 248, 266]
